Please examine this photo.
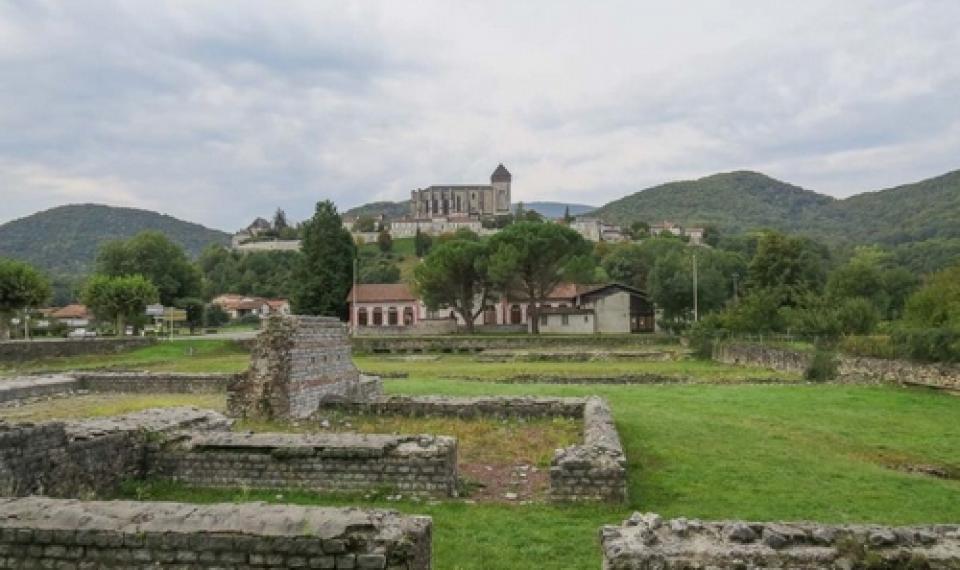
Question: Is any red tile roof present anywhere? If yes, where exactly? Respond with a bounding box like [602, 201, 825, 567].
[50, 304, 90, 319]
[347, 284, 417, 303]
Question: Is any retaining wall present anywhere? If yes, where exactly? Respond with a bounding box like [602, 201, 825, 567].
[0, 497, 432, 569]
[0, 375, 77, 404]
[152, 431, 458, 497]
[715, 342, 960, 391]
[0, 337, 156, 362]
[0, 407, 230, 498]
[75, 372, 237, 393]
[601, 511, 960, 569]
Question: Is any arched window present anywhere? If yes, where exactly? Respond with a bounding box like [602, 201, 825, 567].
[510, 305, 522, 324]
[388, 307, 399, 326]
[373, 307, 383, 326]
[403, 307, 414, 326]
[357, 308, 368, 327]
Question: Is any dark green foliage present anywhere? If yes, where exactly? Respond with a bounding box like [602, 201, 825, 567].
[205, 303, 230, 327]
[414, 228, 433, 258]
[353, 215, 377, 232]
[891, 327, 960, 363]
[414, 238, 492, 332]
[174, 297, 206, 332]
[292, 200, 356, 318]
[358, 253, 401, 284]
[81, 274, 158, 333]
[198, 245, 300, 299]
[96, 231, 202, 306]
[0, 204, 228, 277]
[342, 201, 410, 220]
[377, 228, 393, 253]
[487, 222, 593, 333]
[746, 231, 829, 304]
[0, 258, 52, 339]
[805, 348, 838, 382]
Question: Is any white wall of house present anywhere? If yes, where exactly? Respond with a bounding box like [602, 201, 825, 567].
[585, 290, 632, 334]
[539, 312, 595, 334]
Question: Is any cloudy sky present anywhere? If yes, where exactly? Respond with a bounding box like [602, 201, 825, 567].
[1, 1, 959, 230]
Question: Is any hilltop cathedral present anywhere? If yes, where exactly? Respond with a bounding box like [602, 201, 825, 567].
[409, 164, 512, 220]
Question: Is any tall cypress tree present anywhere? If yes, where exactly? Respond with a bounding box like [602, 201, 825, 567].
[292, 200, 356, 318]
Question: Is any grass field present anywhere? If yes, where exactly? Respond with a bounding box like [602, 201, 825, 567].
[0, 339, 250, 376]
[354, 353, 797, 382]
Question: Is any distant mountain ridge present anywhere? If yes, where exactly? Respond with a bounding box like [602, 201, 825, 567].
[0, 204, 230, 276]
[591, 169, 960, 246]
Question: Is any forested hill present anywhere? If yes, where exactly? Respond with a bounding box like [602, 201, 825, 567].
[591, 171, 834, 234]
[0, 204, 230, 276]
[591, 169, 960, 247]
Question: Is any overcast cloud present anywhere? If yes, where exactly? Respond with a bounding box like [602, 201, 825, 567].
[1, 0, 959, 229]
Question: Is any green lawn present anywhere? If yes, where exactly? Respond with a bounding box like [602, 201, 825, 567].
[127, 377, 960, 569]
[354, 353, 796, 382]
[0, 339, 250, 376]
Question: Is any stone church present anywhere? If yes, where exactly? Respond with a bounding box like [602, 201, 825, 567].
[410, 164, 512, 220]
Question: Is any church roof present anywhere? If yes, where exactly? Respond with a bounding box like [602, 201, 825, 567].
[491, 163, 512, 182]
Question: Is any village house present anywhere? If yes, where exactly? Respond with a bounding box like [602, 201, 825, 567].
[211, 294, 291, 320]
[650, 221, 705, 245]
[346, 282, 656, 334]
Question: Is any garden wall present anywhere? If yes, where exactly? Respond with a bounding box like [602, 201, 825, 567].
[601, 511, 960, 569]
[715, 342, 960, 391]
[0, 407, 230, 498]
[0, 497, 432, 569]
[152, 431, 459, 497]
[354, 319, 458, 336]
[0, 337, 155, 362]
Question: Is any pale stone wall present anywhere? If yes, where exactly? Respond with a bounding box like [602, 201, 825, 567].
[540, 312, 595, 334]
[0, 497, 432, 569]
[152, 432, 459, 497]
[0, 337, 155, 363]
[594, 291, 632, 334]
[601, 511, 960, 569]
[352, 333, 678, 354]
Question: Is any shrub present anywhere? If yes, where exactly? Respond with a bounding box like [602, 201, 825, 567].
[891, 326, 960, 363]
[805, 348, 838, 382]
[838, 335, 898, 359]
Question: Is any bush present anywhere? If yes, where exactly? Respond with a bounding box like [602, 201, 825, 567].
[805, 348, 838, 382]
[838, 335, 898, 359]
[891, 326, 960, 363]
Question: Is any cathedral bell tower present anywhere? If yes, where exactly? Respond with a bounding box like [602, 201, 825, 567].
[490, 163, 512, 215]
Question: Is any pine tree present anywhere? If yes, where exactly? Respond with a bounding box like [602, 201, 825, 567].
[292, 201, 356, 318]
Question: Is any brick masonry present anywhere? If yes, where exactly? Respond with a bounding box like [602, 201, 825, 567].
[600, 512, 960, 569]
[151, 431, 459, 497]
[0, 497, 432, 569]
[0, 337, 156, 363]
[228, 315, 378, 420]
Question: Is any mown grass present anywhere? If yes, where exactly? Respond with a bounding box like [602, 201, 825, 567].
[354, 353, 797, 382]
[0, 393, 225, 422]
[0, 339, 250, 377]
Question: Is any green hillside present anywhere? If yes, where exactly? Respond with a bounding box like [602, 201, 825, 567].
[343, 201, 409, 220]
[0, 204, 230, 276]
[592, 171, 834, 234]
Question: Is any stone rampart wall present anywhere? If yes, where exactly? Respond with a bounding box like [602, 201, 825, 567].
[551, 397, 627, 503]
[0, 375, 77, 404]
[353, 334, 678, 354]
[354, 319, 459, 336]
[715, 342, 960, 391]
[0, 497, 432, 569]
[601, 511, 960, 569]
[0, 337, 156, 362]
[0, 408, 230, 498]
[152, 431, 458, 497]
[320, 395, 587, 419]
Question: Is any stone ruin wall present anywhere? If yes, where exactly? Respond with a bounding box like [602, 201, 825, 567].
[0, 373, 238, 406]
[151, 431, 459, 497]
[228, 314, 381, 420]
[601, 512, 960, 569]
[550, 397, 627, 503]
[0, 497, 432, 569]
[0, 407, 230, 499]
[715, 341, 960, 391]
[0, 337, 156, 363]
[320, 395, 628, 503]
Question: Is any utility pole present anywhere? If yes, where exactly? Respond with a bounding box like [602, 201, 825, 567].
[692, 252, 699, 322]
[351, 256, 359, 333]
[732, 272, 740, 304]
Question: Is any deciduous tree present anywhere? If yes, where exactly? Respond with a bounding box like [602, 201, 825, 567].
[0, 258, 51, 340]
[96, 231, 201, 305]
[81, 274, 158, 335]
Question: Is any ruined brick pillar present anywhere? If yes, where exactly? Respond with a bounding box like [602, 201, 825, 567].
[227, 315, 369, 420]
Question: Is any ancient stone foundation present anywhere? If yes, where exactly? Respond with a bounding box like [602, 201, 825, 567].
[321, 395, 628, 503]
[228, 314, 382, 420]
[0, 337, 156, 363]
[600, 512, 960, 569]
[0, 407, 230, 498]
[0, 497, 432, 569]
[152, 431, 459, 497]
